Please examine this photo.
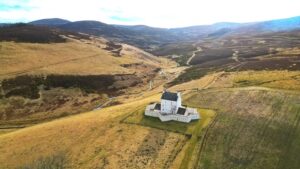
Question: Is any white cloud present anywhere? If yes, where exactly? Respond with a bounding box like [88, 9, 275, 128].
[0, 0, 300, 27]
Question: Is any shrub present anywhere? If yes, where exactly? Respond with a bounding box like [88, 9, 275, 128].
[0, 23, 66, 43]
[18, 153, 66, 169]
[190, 48, 233, 65]
[2, 75, 43, 99]
[1, 74, 142, 99]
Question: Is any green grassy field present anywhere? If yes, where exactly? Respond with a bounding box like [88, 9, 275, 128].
[178, 109, 216, 169]
[123, 106, 216, 169]
[123, 107, 215, 134]
[185, 88, 300, 169]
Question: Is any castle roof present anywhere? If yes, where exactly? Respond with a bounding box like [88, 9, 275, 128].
[161, 91, 178, 101]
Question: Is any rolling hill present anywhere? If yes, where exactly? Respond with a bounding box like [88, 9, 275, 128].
[0, 24, 173, 129]
[231, 16, 300, 34]
[0, 70, 299, 169]
[29, 18, 71, 26]
[29, 19, 180, 50]
[0, 23, 69, 43]
[1, 15, 300, 169]
[0, 24, 165, 78]
[27, 16, 300, 51]
[155, 27, 300, 85]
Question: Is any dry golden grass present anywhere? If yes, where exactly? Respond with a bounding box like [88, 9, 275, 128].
[232, 70, 300, 90]
[0, 40, 168, 79]
[0, 129, 18, 136]
[170, 72, 223, 92]
[275, 47, 300, 56]
[0, 93, 186, 169]
[2, 67, 299, 168]
[171, 70, 300, 92]
[0, 41, 124, 77]
[121, 44, 163, 66]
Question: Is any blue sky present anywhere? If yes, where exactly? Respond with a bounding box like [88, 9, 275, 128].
[0, 0, 300, 28]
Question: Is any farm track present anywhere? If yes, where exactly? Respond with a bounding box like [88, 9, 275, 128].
[186, 47, 202, 65]
[202, 72, 225, 89]
[227, 61, 246, 71]
[194, 112, 219, 169]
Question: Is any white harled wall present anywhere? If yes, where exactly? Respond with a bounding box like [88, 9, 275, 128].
[161, 92, 182, 114]
[176, 93, 182, 110]
[161, 99, 177, 114]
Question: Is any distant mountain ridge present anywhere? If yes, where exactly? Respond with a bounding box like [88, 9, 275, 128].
[0, 23, 90, 43]
[29, 18, 71, 26]
[56, 20, 180, 50]
[22, 15, 300, 49]
[253, 16, 300, 31]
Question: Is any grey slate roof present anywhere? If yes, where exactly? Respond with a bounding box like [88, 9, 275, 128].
[161, 91, 178, 101]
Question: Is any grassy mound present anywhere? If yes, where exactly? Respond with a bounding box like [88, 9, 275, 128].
[123, 107, 215, 135]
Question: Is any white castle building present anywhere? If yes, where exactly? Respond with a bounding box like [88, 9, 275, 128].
[145, 91, 200, 123]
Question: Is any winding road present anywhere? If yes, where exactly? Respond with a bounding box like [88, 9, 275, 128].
[186, 47, 202, 65]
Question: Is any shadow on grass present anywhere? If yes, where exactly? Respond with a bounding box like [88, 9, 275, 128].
[125, 129, 169, 168]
